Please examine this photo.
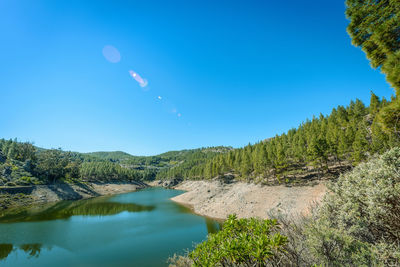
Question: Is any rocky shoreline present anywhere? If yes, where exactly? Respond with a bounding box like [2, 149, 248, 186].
[170, 180, 327, 220]
[0, 181, 148, 213]
[1, 179, 327, 220]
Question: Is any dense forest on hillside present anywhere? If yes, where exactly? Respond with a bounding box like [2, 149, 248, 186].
[158, 93, 399, 184]
[0, 139, 231, 186]
[0, 140, 147, 185]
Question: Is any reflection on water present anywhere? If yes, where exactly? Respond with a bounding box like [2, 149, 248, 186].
[0, 197, 155, 223]
[19, 243, 43, 258]
[0, 243, 48, 261]
[205, 218, 220, 234]
[0, 244, 13, 260]
[0, 188, 221, 267]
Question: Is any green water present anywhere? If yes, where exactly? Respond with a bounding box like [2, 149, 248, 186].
[0, 187, 220, 266]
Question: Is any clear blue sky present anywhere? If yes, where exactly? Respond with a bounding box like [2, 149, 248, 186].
[0, 0, 394, 156]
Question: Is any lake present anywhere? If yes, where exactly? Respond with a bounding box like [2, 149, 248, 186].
[0, 187, 220, 266]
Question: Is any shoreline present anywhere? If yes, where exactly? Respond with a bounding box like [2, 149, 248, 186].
[170, 180, 327, 220]
[1, 179, 327, 221]
[0, 181, 148, 213]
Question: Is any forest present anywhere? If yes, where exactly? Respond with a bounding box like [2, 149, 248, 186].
[0, 138, 231, 186]
[157, 93, 398, 183]
[0, 140, 146, 185]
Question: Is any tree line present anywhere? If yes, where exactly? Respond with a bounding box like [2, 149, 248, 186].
[158, 93, 400, 183]
[0, 139, 149, 186]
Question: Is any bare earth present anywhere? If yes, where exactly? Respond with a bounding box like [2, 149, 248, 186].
[31, 182, 145, 203]
[171, 180, 326, 220]
[0, 182, 147, 212]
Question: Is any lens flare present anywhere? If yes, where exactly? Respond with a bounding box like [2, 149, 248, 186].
[157, 96, 162, 100]
[129, 70, 148, 88]
[102, 45, 121, 63]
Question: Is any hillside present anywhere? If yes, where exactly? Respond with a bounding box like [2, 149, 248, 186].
[0, 140, 232, 186]
[84, 151, 135, 162]
[158, 93, 399, 185]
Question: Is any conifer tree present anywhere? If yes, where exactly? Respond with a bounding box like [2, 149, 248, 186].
[346, 1, 400, 136]
[352, 123, 370, 163]
[240, 150, 252, 177]
[369, 91, 381, 116]
[346, 0, 400, 93]
[371, 118, 389, 154]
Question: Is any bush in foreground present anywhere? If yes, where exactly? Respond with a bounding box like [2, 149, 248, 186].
[187, 215, 287, 267]
[306, 147, 400, 266]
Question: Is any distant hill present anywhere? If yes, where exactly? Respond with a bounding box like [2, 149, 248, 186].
[84, 151, 135, 162]
[0, 140, 232, 186]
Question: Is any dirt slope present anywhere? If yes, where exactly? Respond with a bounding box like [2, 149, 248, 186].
[0, 182, 147, 212]
[171, 180, 326, 220]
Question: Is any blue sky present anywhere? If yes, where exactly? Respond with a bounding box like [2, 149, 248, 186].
[0, 0, 394, 155]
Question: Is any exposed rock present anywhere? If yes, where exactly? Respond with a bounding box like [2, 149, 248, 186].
[150, 179, 183, 188]
[171, 180, 326, 220]
[0, 182, 148, 212]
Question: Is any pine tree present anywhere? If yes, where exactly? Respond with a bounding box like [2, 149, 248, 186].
[371, 118, 389, 154]
[346, 0, 400, 93]
[378, 100, 400, 136]
[240, 150, 252, 178]
[352, 123, 370, 163]
[370, 91, 381, 116]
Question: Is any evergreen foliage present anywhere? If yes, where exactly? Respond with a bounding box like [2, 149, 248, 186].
[160, 96, 398, 183]
[346, 0, 400, 93]
[80, 161, 142, 182]
[0, 139, 147, 185]
[0, 139, 231, 185]
[346, 0, 400, 137]
[155, 148, 231, 180]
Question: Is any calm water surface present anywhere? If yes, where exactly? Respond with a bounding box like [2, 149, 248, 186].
[0, 187, 220, 266]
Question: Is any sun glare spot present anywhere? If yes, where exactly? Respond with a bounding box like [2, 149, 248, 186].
[129, 70, 148, 88]
[102, 45, 121, 63]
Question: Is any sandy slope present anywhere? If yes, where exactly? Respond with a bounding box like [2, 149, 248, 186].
[31, 182, 146, 203]
[0, 182, 147, 212]
[171, 180, 326, 220]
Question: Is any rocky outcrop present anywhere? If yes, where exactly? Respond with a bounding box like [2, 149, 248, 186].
[150, 179, 182, 188]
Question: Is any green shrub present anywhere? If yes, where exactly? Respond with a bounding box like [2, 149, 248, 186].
[189, 214, 287, 267]
[306, 147, 400, 266]
[19, 176, 32, 183]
